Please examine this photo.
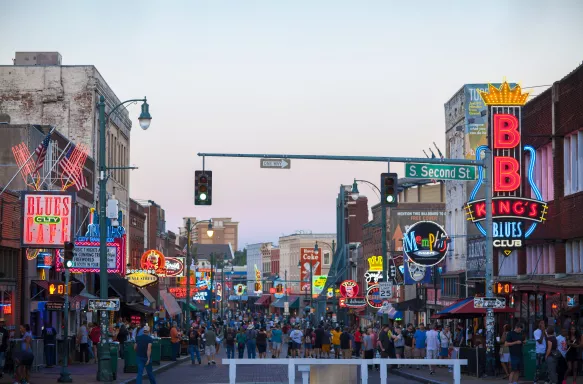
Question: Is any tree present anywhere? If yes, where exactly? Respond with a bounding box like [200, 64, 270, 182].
[233, 248, 247, 266]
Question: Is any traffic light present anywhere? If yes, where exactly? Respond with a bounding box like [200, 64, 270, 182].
[63, 241, 75, 269]
[195, 170, 212, 205]
[381, 172, 399, 207]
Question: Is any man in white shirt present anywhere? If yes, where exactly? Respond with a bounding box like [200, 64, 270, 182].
[425, 323, 440, 375]
[289, 326, 303, 358]
[533, 320, 547, 384]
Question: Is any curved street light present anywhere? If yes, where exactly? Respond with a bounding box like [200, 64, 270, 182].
[95, 95, 152, 383]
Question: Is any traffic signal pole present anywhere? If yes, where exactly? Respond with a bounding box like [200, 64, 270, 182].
[198, 151, 493, 359]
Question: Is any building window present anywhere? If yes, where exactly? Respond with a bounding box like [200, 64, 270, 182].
[564, 131, 583, 196]
[442, 277, 458, 297]
[566, 239, 583, 273]
[526, 244, 555, 275]
[498, 251, 518, 276]
[323, 252, 330, 265]
[525, 143, 554, 201]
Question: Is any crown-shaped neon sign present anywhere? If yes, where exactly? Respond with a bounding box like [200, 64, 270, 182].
[367, 255, 383, 271]
[478, 81, 529, 106]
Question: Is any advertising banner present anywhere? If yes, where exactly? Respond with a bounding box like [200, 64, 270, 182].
[22, 192, 75, 248]
[300, 248, 322, 292]
[56, 235, 125, 274]
[391, 210, 446, 253]
[312, 275, 327, 295]
[466, 238, 486, 280]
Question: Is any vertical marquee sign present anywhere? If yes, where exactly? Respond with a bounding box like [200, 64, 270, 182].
[465, 82, 548, 256]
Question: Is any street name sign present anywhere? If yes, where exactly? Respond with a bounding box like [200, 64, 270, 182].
[405, 163, 476, 181]
[88, 299, 120, 312]
[474, 297, 506, 309]
[378, 282, 393, 298]
[260, 158, 291, 169]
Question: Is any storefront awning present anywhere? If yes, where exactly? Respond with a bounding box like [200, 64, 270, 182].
[393, 298, 425, 312]
[436, 297, 515, 319]
[180, 301, 198, 312]
[138, 287, 156, 304]
[125, 302, 156, 314]
[229, 295, 248, 301]
[271, 295, 300, 309]
[160, 290, 182, 316]
[254, 294, 272, 306]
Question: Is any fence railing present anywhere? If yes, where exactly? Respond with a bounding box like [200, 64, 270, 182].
[222, 358, 468, 384]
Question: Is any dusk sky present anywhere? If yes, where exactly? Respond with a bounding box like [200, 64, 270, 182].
[2, 0, 582, 249]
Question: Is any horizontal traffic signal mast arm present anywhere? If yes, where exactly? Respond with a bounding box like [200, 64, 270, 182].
[197, 152, 484, 166]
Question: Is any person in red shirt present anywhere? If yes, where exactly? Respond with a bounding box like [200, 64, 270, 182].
[354, 328, 363, 358]
[89, 323, 101, 363]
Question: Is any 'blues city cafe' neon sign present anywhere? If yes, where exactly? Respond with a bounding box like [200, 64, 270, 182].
[465, 82, 548, 255]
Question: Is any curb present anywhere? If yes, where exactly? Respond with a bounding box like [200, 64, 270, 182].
[118, 356, 189, 384]
[392, 369, 448, 384]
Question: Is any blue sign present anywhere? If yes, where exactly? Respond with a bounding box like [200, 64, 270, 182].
[404, 256, 432, 285]
[37, 252, 53, 269]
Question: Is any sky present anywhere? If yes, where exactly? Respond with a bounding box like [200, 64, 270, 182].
[2, 0, 582, 249]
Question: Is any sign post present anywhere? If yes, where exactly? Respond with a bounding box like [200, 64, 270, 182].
[88, 299, 121, 312]
[474, 297, 506, 309]
[57, 268, 72, 382]
[378, 282, 393, 299]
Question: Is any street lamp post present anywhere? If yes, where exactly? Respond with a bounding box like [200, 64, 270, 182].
[97, 96, 151, 382]
[185, 219, 213, 330]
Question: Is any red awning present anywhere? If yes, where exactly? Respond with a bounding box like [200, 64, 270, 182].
[450, 300, 515, 316]
[255, 294, 272, 306]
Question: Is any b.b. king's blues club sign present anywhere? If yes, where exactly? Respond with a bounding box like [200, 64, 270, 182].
[465, 81, 548, 256]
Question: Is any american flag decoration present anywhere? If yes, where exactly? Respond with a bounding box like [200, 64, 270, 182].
[59, 143, 89, 191]
[34, 133, 52, 173]
[11, 143, 39, 188]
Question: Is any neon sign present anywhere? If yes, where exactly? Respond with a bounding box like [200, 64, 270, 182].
[254, 265, 262, 294]
[169, 287, 198, 298]
[141, 250, 166, 274]
[235, 284, 246, 296]
[339, 280, 359, 298]
[403, 221, 449, 266]
[22, 192, 74, 248]
[466, 81, 547, 255]
[56, 236, 124, 274]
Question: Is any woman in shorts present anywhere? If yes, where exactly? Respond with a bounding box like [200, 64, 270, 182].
[499, 324, 511, 379]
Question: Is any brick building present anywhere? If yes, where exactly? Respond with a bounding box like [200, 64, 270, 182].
[129, 198, 146, 268]
[495, 63, 583, 328]
[0, 189, 22, 328]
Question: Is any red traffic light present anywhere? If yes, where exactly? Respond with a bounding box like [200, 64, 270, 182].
[200, 176, 208, 183]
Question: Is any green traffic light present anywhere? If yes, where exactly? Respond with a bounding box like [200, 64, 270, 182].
[200, 193, 207, 201]
[386, 195, 394, 203]
[65, 260, 73, 268]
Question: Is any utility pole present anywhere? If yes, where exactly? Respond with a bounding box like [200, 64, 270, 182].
[185, 219, 192, 330]
[484, 149, 495, 373]
[284, 269, 288, 321]
[57, 268, 72, 383]
[209, 252, 214, 323]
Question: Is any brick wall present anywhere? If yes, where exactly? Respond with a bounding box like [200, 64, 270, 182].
[521, 63, 583, 274]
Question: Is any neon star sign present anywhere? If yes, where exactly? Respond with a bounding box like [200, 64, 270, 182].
[465, 81, 547, 255]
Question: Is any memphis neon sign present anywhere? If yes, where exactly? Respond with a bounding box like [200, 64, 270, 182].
[465, 82, 548, 254]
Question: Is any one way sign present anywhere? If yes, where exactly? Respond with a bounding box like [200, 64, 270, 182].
[260, 158, 291, 169]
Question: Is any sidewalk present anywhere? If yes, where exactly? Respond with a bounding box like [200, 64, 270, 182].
[0, 355, 189, 384]
[392, 365, 583, 384]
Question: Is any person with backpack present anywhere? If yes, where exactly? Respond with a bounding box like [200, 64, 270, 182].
[225, 328, 236, 359]
[236, 328, 247, 358]
[304, 328, 314, 358]
[245, 324, 258, 359]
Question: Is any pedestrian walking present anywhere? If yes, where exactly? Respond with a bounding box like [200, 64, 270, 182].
[564, 325, 580, 383]
[236, 328, 247, 358]
[412, 323, 427, 370]
[393, 326, 405, 368]
[256, 328, 268, 358]
[204, 326, 217, 365]
[533, 319, 547, 384]
[42, 321, 57, 367]
[289, 326, 303, 358]
[14, 324, 34, 384]
[135, 325, 157, 384]
[545, 326, 559, 384]
[340, 327, 352, 359]
[271, 324, 283, 358]
[499, 324, 511, 379]
[225, 328, 236, 359]
[188, 325, 202, 365]
[425, 323, 440, 375]
[170, 322, 181, 362]
[246, 324, 258, 359]
[505, 322, 525, 384]
[76, 322, 90, 363]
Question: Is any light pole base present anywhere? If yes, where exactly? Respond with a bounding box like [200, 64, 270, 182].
[57, 369, 73, 383]
[96, 343, 113, 382]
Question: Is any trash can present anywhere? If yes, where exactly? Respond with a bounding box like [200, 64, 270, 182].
[522, 340, 537, 381]
[123, 340, 137, 373]
[110, 342, 119, 380]
[160, 337, 172, 361]
[151, 338, 161, 366]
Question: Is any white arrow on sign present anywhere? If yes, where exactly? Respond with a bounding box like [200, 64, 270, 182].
[260, 158, 291, 169]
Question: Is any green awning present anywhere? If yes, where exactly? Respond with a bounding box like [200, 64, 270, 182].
[271, 295, 300, 309]
[180, 301, 198, 312]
